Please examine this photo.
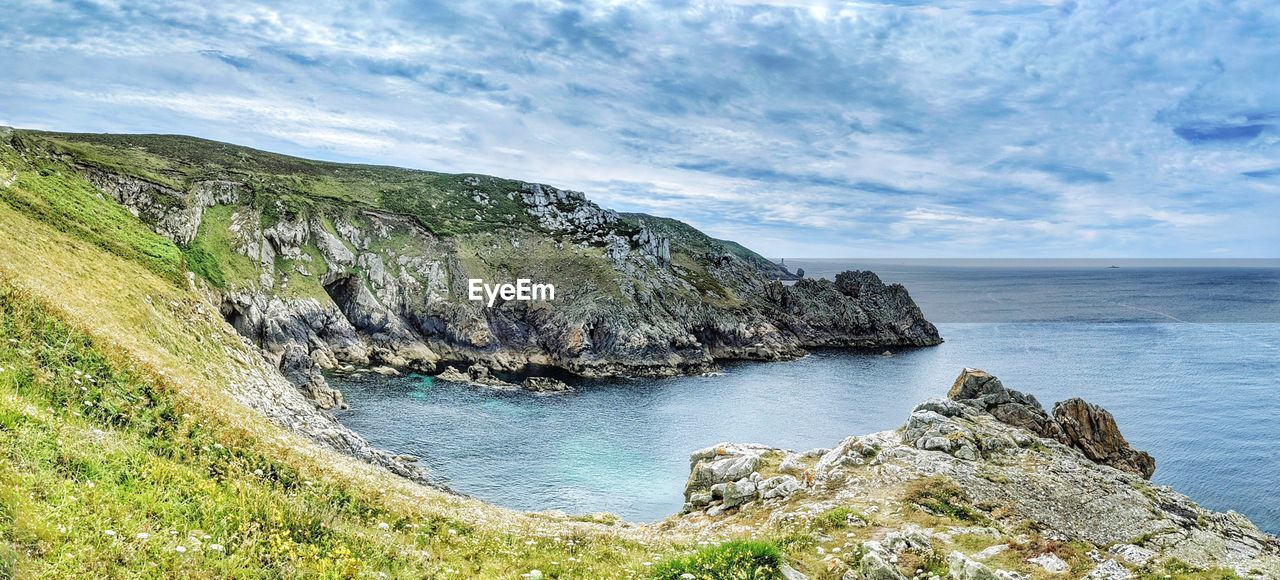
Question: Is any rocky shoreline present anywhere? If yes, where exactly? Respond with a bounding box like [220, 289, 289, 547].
[53, 139, 940, 408]
[668, 369, 1279, 578]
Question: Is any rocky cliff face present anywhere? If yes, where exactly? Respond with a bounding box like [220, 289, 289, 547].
[20, 131, 940, 407]
[670, 369, 1278, 579]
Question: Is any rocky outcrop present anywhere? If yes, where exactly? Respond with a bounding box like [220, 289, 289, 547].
[671, 369, 1279, 578]
[949, 368, 1154, 478]
[41, 132, 940, 408]
[1053, 398, 1156, 479]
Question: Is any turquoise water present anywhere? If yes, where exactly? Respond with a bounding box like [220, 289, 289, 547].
[333, 264, 1280, 532]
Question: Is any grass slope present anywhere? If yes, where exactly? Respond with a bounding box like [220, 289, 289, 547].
[0, 130, 810, 577]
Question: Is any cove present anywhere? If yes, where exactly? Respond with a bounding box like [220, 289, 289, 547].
[332, 320, 1280, 533]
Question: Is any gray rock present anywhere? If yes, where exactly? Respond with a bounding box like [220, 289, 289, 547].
[947, 551, 999, 580]
[1107, 544, 1155, 565]
[1028, 552, 1069, 573]
[759, 475, 802, 500]
[858, 549, 908, 580]
[1083, 560, 1132, 579]
[721, 478, 758, 508]
[522, 376, 571, 393]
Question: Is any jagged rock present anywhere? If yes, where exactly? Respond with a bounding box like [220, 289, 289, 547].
[371, 366, 400, 376]
[721, 478, 758, 508]
[279, 345, 347, 409]
[947, 369, 1154, 479]
[672, 370, 1280, 577]
[949, 368, 1061, 439]
[1053, 398, 1155, 479]
[902, 410, 980, 461]
[758, 475, 802, 500]
[857, 548, 908, 580]
[684, 444, 765, 501]
[522, 376, 571, 393]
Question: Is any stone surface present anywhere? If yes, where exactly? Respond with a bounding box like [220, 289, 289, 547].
[673, 369, 1280, 578]
[1028, 552, 1069, 573]
[1053, 398, 1156, 479]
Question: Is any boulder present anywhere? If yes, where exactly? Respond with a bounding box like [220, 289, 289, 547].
[522, 376, 572, 393]
[947, 551, 1000, 580]
[1053, 398, 1155, 479]
[684, 444, 763, 500]
[722, 478, 758, 508]
[1028, 552, 1069, 573]
[758, 475, 802, 500]
[949, 368, 1061, 439]
[279, 345, 347, 410]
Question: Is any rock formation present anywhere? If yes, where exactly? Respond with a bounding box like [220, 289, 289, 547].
[14, 130, 941, 407]
[949, 368, 1155, 478]
[671, 369, 1278, 578]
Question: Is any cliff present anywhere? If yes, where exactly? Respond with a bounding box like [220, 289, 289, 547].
[1, 128, 939, 408]
[667, 369, 1279, 578]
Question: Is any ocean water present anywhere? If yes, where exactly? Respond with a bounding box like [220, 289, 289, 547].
[332, 261, 1280, 533]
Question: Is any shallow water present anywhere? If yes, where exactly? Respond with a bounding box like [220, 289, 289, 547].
[333, 264, 1280, 532]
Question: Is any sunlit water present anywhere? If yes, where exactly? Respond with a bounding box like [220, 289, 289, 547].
[333, 262, 1280, 533]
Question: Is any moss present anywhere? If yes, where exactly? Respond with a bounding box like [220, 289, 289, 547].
[813, 506, 870, 531]
[649, 540, 784, 580]
[902, 476, 987, 524]
[1138, 558, 1244, 580]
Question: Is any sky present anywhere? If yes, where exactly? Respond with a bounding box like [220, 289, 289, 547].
[2, 0, 1278, 258]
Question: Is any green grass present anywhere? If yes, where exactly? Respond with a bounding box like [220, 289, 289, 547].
[649, 540, 784, 580]
[812, 506, 870, 531]
[903, 476, 987, 523]
[0, 278, 677, 577]
[190, 205, 261, 290]
[0, 156, 187, 287]
[21, 130, 540, 237]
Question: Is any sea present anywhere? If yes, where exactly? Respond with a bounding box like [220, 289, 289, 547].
[331, 259, 1280, 533]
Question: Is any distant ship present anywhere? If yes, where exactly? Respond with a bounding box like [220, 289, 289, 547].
[1108, 265, 1120, 268]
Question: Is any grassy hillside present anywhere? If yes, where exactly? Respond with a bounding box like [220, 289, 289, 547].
[0, 128, 820, 577]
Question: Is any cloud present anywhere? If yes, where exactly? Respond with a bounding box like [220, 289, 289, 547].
[1, 0, 1277, 258]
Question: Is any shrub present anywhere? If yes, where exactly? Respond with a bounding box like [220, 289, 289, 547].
[903, 476, 986, 523]
[813, 506, 869, 531]
[650, 540, 784, 580]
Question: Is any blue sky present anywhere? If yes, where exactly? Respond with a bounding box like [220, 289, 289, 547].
[2, 0, 1278, 258]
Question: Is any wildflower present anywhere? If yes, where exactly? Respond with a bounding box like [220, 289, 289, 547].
[85, 481, 95, 488]
[524, 539, 535, 545]
[209, 544, 224, 552]
[253, 468, 264, 477]
[521, 571, 543, 580]
[137, 532, 150, 540]
[104, 530, 116, 537]
[175, 545, 186, 553]
[642, 561, 652, 567]
[681, 574, 696, 580]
